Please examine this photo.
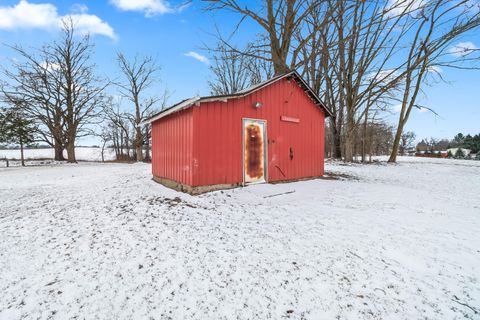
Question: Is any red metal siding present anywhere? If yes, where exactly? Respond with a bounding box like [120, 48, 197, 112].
[191, 78, 325, 187]
[151, 108, 193, 186]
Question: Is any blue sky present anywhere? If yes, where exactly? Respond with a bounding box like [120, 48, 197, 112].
[0, 0, 479, 145]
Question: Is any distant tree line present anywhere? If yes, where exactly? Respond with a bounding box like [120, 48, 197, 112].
[325, 120, 403, 162]
[451, 133, 480, 154]
[417, 133, 480, 155]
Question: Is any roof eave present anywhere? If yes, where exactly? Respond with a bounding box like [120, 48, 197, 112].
[286, 71, 334, 118]
[143, 70, 334, 124]
[142, 96, 200, 125]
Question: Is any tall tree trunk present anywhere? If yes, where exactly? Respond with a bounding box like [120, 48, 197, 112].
[54, 139, 65, 161]
[369, 125, 374, 163]
[20, 141, 25, 167]
[332, 119, 342, 159]
[120, 133, 124, 159]
[344, 114, 355, 162]
[388, 121, 404, 163]
[144, 136, 151, 162]
[361, 110, 368, 163]
[344, 140, 353, 162]
[52, 116, 65, 161]
[66, 142, 76, 163]
[353, 134, 356, 162]
[135, 127, 143, 162]
[101, 141, 106, 163]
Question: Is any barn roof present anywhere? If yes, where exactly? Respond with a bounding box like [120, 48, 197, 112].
[144, 70, 333, 124]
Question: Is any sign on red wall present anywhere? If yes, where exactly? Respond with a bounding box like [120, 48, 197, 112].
[280, 116, 300, 123]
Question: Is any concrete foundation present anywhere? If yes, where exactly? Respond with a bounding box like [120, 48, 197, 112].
[153, 175, 325, 195]
[152, 176, 241, 195]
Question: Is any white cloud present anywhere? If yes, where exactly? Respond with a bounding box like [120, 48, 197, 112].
[71, 4, 88, 14]
[393, 104, 403, 112]
[0, 1, 116, 39]
[366, 69, 401, 86]
[0, 0, 58, 30]
[448, 41, 479, 57]
[386, 0, 426, 17]
[110, 0, 184, 16]
[40, 61, 60, 71]
[184, 51, 209, 65]
[376, 69, 399, 82]
[68, 14, 116, 39]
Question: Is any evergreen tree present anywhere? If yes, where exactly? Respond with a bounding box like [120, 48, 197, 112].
[0, 109, 7, 143]
[463, 134, 473, 150]
[454, 148, 465, 159]
[453, 133, 465, 147]
[0, 107, 36, 166]
[471, 134, 480, 153]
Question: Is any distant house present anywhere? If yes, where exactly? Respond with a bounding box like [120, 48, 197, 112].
[415, 148, 448, 158]
[416, 141, 429, 153]
[407, 148, 416, 156]
[145, 71, 333, 194]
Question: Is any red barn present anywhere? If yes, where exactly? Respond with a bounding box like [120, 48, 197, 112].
[145, 71, 332, 194]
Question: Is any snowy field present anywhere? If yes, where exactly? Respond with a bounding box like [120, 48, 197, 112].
[0, 157, 479, 319]
[0, 147, 117, 163]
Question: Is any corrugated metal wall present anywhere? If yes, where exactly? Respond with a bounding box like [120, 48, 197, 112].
[191, 78, 325, 187]
[151, 108, 193, 186]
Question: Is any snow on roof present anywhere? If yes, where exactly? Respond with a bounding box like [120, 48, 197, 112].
[143, 70, 332, 124]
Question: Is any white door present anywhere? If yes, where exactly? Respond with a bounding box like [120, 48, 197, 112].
[243, 119, 267, 184]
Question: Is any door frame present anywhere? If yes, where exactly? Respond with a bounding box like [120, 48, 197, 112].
[242, 118, 268, 185]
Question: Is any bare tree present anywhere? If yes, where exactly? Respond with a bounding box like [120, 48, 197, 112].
[204, 0, 324, 75]
[116, 53, 162, 161]
[388, 0, 480, 162]
[293, 3, 342, 158]
[2, 18, 106, 163]
[324, 0, 420, 162]
[50, 19, 107, 162]
[246, 49, 275, 85]
[102, 100, 134, 160]
[208, 44, 251, 95]
[399, 131, 416, 155]
[95, 125, 113, 163]
[204, 1, 417, 163]
[208, 41, 275, 95]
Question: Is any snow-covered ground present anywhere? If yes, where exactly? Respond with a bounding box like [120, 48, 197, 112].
[0, 157, 479, 319]
[0, 147, 116, 163]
